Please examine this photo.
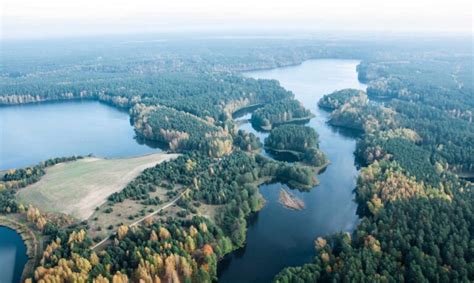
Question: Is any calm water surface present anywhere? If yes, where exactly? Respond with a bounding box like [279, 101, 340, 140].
[0, 227, 28, 283]
[0, 100, 160, 170]
[218, 59, 366, 282]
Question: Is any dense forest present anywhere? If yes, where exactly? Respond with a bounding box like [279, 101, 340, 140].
[232, 130, 262, 153]
[358, 57, 474, 171]
[327, 94, 398, 133]
[275, 160, 472, 282]
[251, 99, 313, 130]
[0, 71, 293, 122]
[264, 124, 327, 167]
[130, 104, 233, 157]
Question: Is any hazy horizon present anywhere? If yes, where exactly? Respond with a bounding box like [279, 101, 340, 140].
[2, 0, 473, 40]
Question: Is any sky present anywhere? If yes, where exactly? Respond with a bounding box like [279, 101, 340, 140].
[2, 0, 473, 39]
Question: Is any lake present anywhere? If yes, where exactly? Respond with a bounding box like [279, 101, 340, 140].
[0, 226, 28, 283]
[0, 100, 161, 170]
[218, 59, 366, 282]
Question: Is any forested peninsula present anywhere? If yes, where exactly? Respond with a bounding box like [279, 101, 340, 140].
[265, 124, 328, 167]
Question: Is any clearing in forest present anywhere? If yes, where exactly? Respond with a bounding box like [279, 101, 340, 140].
[16, 153, 179, 220]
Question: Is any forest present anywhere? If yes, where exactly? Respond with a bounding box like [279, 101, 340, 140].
[327, 98, 397, 133]
[130, 104, 233, 157]
[232, 130, 262, 153]
[0, 71, 293, 123]
[358, 57, 474, 171]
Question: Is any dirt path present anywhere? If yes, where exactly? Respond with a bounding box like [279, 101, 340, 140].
[91, 188, 189, 251]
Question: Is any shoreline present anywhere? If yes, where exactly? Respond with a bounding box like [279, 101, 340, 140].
[0, 216, 41, 282]
[253, 114, 315, 131]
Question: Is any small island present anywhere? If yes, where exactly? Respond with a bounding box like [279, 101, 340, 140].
[251, 99, 314, 131]
[279, 189, 305, 210]
[264, 124, 328, 167]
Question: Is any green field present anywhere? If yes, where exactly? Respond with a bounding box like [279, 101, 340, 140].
[17, 153, 179, 220]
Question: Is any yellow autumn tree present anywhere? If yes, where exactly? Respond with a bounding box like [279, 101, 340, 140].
[112, 271, 129, 283]
[27, 204, 40, 222]
[189, 226, 198, 237]
[117, 225, 129, 240]
[159, 227, 171, 240]
[198, 222, 208, 233]
[90, 252, 100, 266]
[93, 274, 110, 283]
[36, 216, 47, 230]
[150, 230, 158, 241]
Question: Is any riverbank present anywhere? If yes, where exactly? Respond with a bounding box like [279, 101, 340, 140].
[0, 216, 41, 282]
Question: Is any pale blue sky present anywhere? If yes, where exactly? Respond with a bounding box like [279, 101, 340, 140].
[2, 0, 473, 39]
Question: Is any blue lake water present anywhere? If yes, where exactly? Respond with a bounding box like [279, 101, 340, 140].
[0, 100, 160, 170]
[218, 59, 367, 282]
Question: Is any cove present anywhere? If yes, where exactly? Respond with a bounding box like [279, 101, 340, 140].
[218, 59, 366, 282]
[0, 100, 161, 170]
[0, 226, 29, 283]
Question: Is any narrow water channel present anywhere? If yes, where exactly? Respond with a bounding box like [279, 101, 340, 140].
[218, 59, 367, 282]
